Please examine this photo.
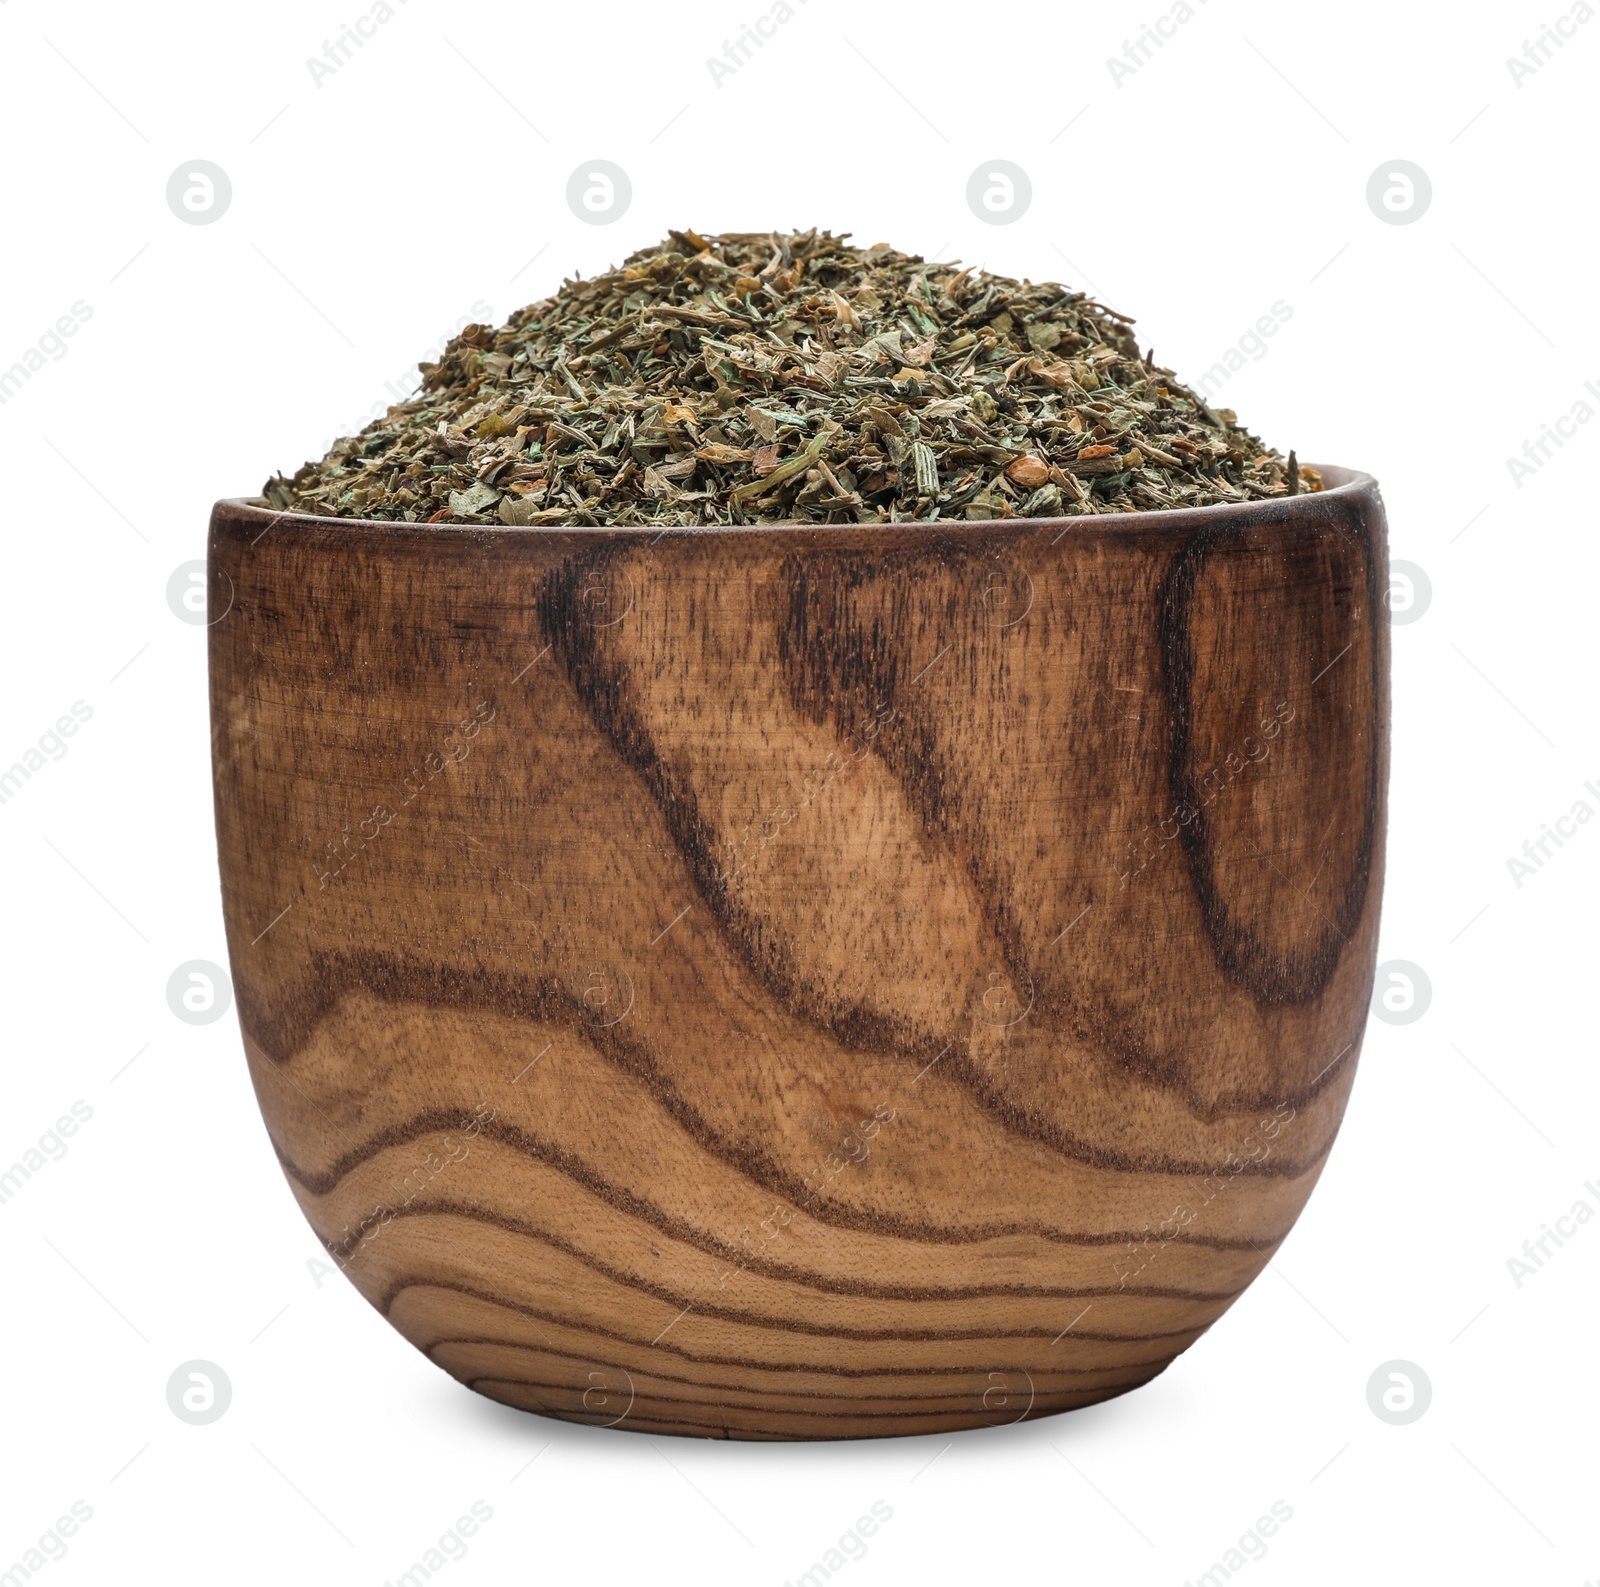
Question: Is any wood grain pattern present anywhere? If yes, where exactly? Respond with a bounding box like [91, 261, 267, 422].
[208, 470, 1389, 1439]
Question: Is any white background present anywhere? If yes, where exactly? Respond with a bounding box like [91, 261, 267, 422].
[2, 0, 1597, 1582]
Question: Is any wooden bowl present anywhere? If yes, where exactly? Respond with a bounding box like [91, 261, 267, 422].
[208, 468, 1388, 1440]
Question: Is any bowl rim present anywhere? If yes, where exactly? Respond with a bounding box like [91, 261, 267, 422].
[214, 464, 1377, 543]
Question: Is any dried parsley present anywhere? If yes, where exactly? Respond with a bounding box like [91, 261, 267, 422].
[264, 228, 1319, 526]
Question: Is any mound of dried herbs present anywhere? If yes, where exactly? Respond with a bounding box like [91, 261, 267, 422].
[264, 228, 1318, 526]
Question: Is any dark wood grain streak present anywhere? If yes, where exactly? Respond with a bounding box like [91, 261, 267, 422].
[210, 472, 1388, 1438]
[427, 1334, 1179, 1390]
[1162, 515, 1383, 1003]
[462, 1373, 1156, 1419]
[271, 1111, 1297, 1253]
[247, 949, 1352, 1179]
[308, 1194, 1255, 1308]
[390, 1283, 1205, 1370]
